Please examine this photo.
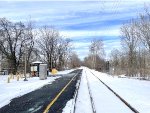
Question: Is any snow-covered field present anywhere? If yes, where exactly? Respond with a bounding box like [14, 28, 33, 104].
[1, 67, 149, 113]
[0, 69, 73, 108]
[63, 67, 150, 113]
[92, 69, 150, 113]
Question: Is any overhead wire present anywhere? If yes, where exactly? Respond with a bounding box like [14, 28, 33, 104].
[98, 0, 122, 59]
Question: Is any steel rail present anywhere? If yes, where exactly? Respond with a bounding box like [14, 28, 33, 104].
[89, 70, 139, 113]
[72, 70, 82, 113]
[85, 71, 96, 113]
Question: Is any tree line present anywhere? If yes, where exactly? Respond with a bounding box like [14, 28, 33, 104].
[83, 39, 107, 71]
[110, 7, 150, 79]
[0, 18, 73, 74]
[0, 17, 113, 75]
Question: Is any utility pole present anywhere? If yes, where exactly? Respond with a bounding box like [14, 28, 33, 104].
[51, 55, 52, 70]
[24, 44, 28, 81]
[93, 54, 95, 69]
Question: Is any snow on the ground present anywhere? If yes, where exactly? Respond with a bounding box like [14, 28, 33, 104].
[57, 69, 75, 75]
[62, 99, 74, 113]
[84, 68, 133, 113]
[74, 69, 93, 113]
[49, 69, 75, 76]
[91, 69, 150, 113]
[0, 69, 73, 108]
[0, 76, 59, 108]
[63, 67, 150, 113]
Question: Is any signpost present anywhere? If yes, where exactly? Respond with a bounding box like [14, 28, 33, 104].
[24, 45, 28, 81]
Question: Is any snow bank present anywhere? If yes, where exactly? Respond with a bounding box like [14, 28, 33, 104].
[57, 69, 75, 75]
[63, 67, 150, 113]
[91, 69, 150, 113]
[0, 76, 59, 108]
[0, 69, 73, 108]
[62, 99, 74, 113]
[49, 69, 75, 76]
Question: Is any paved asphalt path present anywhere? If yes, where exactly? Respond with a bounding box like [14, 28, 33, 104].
[0, 69, 82, 113]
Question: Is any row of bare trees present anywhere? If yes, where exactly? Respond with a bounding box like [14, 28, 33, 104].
[36, 26, 72, 71]
[0, 18, 35, 74]
[110, 7, 150, 79]
[83, 39, 106, 71]
[0, 18, 73, 74]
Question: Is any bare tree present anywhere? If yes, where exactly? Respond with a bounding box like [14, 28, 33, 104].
[69, 52, 81, 68]
[37, 26, 59, 70]
[111, 6, 150, 79]
[57, 38, 72, 70]
[83, 54, 105, 71]
[89, 39, 105, 69]
[136, 7, 150, 53]
[134, 7, 150, 79]
[83, 39, 105, 71]
[37, 26, 72, 70]
[121, 21, 139, 76]
[109, 49, 127, 75]
[84, 55, 93, 69]
[110, 49, 120, 75]
[0, 18, 34, 74]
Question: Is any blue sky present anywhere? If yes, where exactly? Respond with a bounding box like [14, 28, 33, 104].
[0, 0, 150, 60]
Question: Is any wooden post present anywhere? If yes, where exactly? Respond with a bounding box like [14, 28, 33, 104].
[7, 77, 10, 83]
[17, 76, 19, 81]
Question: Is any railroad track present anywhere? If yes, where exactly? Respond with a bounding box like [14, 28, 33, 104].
[73, 70, 96, 113]
[72, 70, 82, 113]
[85, 71, 96, 113]
[86, 69, 139, 113]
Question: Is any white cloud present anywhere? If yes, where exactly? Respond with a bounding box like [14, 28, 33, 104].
[0, 0, 149, 60]
[73, 42, 91, 48]
[103, 39, 121, 58]
[2, 0, 150, 1]
[71, 39, 122, 60]
[0, 0, 148, 26]
[60, 29, 120, 38]
[76, 49, 89, 60]
[73, 39, 121, 60]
